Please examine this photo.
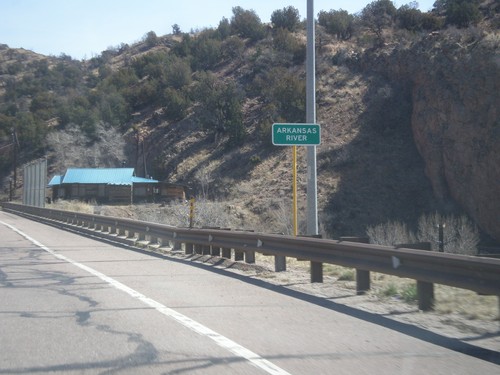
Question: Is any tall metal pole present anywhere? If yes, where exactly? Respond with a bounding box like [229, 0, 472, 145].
[306, 0, 318, 235]
[292, 145, 298, 236]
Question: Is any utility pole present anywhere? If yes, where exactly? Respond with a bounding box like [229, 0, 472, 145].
[306, 0, 318, 236]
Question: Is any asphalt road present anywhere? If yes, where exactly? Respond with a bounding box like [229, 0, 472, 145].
[0, 210, 498, 374]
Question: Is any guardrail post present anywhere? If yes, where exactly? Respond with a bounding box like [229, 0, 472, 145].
[307, 234, 323, 283]
[234, 249, 244, 261]
[194, 244, 203, 255]
[275, 255, 286, 272]
[211, 246, 221, 257]
[172, 240, 182, 251]
[311, 261, 323, 283]
[116, 227, 126, 238]
[185, 243, 194, 255]
[356, 270, 370, 295]
[221, 248, 231, 258]
[137, 231, 146, 241]
[341, 237, 370, 294]
[147, 235, 159, 248]
[125, 229, 136, 244]
[417, 280, 434, 311]
[397, 242, 434, 311]
[202, 244, 211, 255]
[245, 250, 255, 264]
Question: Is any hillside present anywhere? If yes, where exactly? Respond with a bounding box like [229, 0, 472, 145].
[0, 2, 498, 243]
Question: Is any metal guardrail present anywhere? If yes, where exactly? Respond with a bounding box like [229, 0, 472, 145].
[2, 202, 500, 311]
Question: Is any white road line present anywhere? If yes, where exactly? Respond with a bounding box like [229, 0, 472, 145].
[3, 221, 292, 375]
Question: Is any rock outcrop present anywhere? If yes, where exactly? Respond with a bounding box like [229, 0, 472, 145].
[379, 31, 500, 241]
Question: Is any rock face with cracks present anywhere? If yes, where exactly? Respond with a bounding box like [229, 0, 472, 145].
[361, 31, 500, 241]
[410, 35, 499, 241]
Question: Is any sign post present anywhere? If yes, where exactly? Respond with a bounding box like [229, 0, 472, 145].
[272, 123, 321, 237]
[306, 0, 318, 238]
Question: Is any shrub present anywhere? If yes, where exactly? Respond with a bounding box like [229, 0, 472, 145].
[191, 31, 223, 70]
[144, 31, 159, 48]
[221, 36, 245, 61]
[253, 67, 306, 124]
[443, 0, 481, 28]
[361, 0, 397, 42]
[367, 221, 416, 246]
[164, 57, 192, 90]
[397, 4, 424, 31]
[162, 88, 190, 121]
[271, 6, 301, 32]
[217, 17, 231, 40]
[231, 6, 265, 41]
[272, 28, 306, 64]
[366, 213, 479, 255]
[172, 24, 181, 35]
[318, 9, 355, 40]
[417, 213, 479, 255]
[401, 284, 418, 303]
[381, 283, 399, 297]
[145, 199, 235, 228]
[192, 73, 245, 147]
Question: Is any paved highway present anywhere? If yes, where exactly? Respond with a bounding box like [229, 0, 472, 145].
[0, 210, 498, 374]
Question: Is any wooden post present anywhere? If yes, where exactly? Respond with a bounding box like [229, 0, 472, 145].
[311, 261, 323, 283]
[221, 248, 231, 258]
[184, 243, 194, 255]
[245, 250, 255, 264]
[234, 249, 244, 261]
[308, 234, 324, 283]
[341, 237, 370, 294]
[396, 242, 434, 310]
[275, 255, 286, 272]
[417, 280, 434, 311]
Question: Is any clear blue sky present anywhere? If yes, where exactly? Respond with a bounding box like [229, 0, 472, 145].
[1, 0, 436, 60]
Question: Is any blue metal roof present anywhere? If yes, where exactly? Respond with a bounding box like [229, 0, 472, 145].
[48, 175, 63, 186]
[52, 168, 158, 186]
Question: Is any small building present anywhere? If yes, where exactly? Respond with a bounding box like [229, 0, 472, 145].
[48, 168, 158, 204]
[157, 182, 187, 202]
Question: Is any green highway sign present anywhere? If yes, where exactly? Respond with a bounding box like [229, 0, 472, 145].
[272, 123, 321, 146]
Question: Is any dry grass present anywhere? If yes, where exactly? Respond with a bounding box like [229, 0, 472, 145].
[253, 253, 498, 321]
[50, 200, 96, 214]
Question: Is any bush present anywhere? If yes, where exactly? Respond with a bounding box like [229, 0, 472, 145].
[421, 12, 445, 31]
[221, 36, 245, 61]
[366, 213, 479, 255]
[443, 0, 481, 28]
[191, 35, 222, 70]
[318, 9, 355, 40]
[397, 4, 424, 31]
[231, 6, 265, 41]
[367, 221, 416, 246]
[253, 67, 306, 124]
[162, 88, 190, 121]
[164, 57, 192, 90]
[217, 17, 231, 40]
[192, 73, 245, 147]
[144, 31, 159, 48]
[271, 6, 301, 32]
[272, 28, 306, 64]
[361, 0, 397, 41]
[417, 213, 479, 255]
[141, 199, 235, 228]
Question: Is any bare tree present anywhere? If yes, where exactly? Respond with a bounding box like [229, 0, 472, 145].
[367, 212, 479, 255]
[46, 123, 127, 171]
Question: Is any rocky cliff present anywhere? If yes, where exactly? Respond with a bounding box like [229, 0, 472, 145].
[364, 30, 499, 241]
